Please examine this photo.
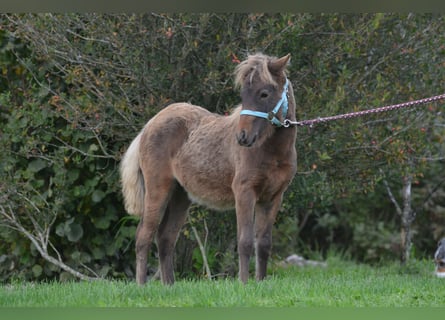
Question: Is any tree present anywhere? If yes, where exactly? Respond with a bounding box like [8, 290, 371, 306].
[281, 13, 445, 263]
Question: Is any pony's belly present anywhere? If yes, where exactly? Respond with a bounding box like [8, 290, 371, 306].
[174, 170, 235, 210]
[186, 191, 235, 211]
[172, 142, 236, 211]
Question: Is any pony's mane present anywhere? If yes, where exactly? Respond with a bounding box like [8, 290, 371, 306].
[234, 53, 279, 89]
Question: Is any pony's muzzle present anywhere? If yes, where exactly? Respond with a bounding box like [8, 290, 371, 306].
[236, 129, 257, 147]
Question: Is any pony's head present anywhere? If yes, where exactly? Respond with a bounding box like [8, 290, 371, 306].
[234, 53, 291, 147]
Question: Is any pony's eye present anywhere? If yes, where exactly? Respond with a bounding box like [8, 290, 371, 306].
[260, 90, 269, 99]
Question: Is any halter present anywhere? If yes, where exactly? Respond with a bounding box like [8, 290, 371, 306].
[240, 79, 289, 127]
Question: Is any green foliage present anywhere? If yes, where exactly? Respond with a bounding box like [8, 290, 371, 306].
[1, 13, 445, 281]
[278, 13, 445, 262]
[0, 17, 135, 281]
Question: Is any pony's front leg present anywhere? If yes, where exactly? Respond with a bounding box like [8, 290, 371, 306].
[234, 189, 256, 284]
[254, 198, 282, 281]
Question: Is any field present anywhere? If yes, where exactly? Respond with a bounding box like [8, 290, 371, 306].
[1, 257, 445, 308]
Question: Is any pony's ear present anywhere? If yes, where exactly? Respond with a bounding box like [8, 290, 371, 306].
[268, 54, 291, 75]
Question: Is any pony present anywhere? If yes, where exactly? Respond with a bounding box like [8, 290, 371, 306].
[120, 53, 297, 285]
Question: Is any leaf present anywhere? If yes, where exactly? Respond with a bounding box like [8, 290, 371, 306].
[32, 264, 43, 277]
[27, 159, 47, 173]
[55, 223, 66, 237]
[318, 152, 332, 161]
[92, 189, 105, 203]
[92, 216, 111, 229]
[67, 169, 80, 182]
[67, 223, 84, 242]
[92, 247, 105, 259]
[372, 13, 384, 30]
[98, 264, 111, 277]
[88, 143, 99, 153]
[71, 251, 81, 261]
[106, 242, 117, 256]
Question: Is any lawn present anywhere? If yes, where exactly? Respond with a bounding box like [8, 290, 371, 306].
[1, 257, 444, 307]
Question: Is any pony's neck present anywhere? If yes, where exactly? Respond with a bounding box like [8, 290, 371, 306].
[272, 80, 297, 147]
[285, 80, 297, 122]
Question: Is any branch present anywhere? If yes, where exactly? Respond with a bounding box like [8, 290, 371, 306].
[190, 221, 212, 280]
[421, 177, 445, 208]
[0, 204, 100, 281]
[54, 136, 116, 160]
[380, 169, 402, 216]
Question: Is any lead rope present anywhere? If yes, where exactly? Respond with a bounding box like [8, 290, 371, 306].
[283, 93, 445, 128]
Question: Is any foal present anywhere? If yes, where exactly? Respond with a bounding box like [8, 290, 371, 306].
[120, 53, 297, 285]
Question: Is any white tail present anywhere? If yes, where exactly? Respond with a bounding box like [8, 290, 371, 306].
[120, 131, 145, 216]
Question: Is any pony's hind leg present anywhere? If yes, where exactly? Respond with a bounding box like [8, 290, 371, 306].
[156, 185, 191, 285]
[135, 176, 175, 285]
[135, 216, 155, 285]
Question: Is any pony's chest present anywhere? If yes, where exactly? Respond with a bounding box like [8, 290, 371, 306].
[249, 154, 297, 198]
[264, 159, 296, 181]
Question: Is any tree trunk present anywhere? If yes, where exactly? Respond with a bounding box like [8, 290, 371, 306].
[400, 175, 415, 265]
[382, 171, 415, 265]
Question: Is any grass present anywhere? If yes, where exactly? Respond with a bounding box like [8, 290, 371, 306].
[1, 257, 445, 307]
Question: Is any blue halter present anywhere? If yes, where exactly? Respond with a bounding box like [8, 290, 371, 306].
[240, 79, 289, 127]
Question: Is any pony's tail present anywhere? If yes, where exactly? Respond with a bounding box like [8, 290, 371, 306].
[120, 132, 145, 216]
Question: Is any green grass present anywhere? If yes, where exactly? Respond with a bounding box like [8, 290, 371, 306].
[1, 257, 445, 307]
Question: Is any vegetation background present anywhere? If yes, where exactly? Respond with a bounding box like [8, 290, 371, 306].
[0, 13, 444, 282]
